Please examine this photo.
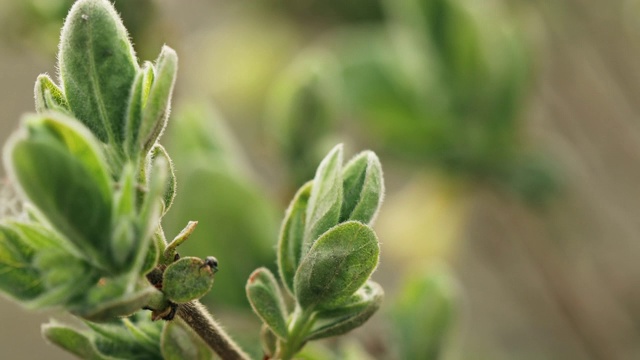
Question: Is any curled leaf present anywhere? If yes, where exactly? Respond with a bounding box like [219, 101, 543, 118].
[34, 74, 69, 113]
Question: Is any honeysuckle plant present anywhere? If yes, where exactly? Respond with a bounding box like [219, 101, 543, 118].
[0, 0, 385, 359]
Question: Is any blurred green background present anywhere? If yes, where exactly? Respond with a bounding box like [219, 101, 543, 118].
[2, 0, 640, 358]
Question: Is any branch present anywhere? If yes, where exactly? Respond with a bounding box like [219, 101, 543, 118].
[177, 301, 251, 360]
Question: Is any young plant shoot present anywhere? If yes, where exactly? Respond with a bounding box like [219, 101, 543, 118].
[0, 0, 385, 359]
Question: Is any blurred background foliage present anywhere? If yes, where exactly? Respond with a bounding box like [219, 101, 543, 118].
[2, 0, 640, 359]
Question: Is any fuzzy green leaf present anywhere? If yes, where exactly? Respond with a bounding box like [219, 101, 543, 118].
[163, 257, 216, 304]
[303, 144, 343, 255]
[34, 74, 69, 113]
[42, 322, 111, 360]
[0, 224, 44, 302]
[340, 151, 384, 224]
[75, 277, 158, 322]
[306, 281, 383, 341]
[246, 267, 289, 339]
[5, 114, 113, 268]
[278, 181, 312, 295]
[58, 0, 139, 144]
[85, 318, 162, 359]
[111, 163, 137, 266]
[131, 155, 167, 277]
[147, 144, 176, 215]
[294, 221, 379, 309]
[123, 65, 148, 157]
[24, 113, 112, 199]
[29, 249, 98, 308]
[137, 46, 177, 153]
[161, 320, 212, 360]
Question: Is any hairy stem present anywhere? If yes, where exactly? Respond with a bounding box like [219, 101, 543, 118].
[276, 306, 316, 360]
[177, 301, 251, 360]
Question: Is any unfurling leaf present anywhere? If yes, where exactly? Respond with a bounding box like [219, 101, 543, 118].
[163, 257, 216, 304]
[278, 181, 312, 295]
[340, 151, 384, 224]
[246, 267, 289, 339]
[34, 74, 69, 113]
[294, 221, 379, 309]
[138, 46, 178, 153]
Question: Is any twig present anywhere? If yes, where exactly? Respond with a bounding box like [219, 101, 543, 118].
[177, 301, 251, 360]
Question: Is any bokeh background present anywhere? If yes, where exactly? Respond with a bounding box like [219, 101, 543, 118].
[2, 0, 640, 358]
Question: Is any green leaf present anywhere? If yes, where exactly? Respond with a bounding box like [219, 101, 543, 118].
[306, 281, 383, 341]
[42, 322, 111, 360]
[58, 0, 139, 144]
[34, 74, 69, 113]
[246, 267, 289, 339]
[5, 114, 113, 268]
[147, 144, 176, 215]
[137, 46, 178, 153]
[123, 65, 148, 157]
[278, 180, 312, 296]
[303, 144, 343, 255]
[162, 257, 216, 304]
[85, 318, 162, 359]
[6, 221, 64, 251]
[161, 320, 213, 360]
[340, 151, 384, 224]
[75, 277, 158, 322]
[29, 249, 99, 308]
[25, 113, 112, 199]
[111, 163, 137, 266]
[294, 221, 379, 309]
[0, 224, 44, 302]
[131, 155, 167, 277]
